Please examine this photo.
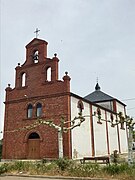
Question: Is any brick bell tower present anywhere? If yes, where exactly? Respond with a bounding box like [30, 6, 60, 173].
[2, 37, 71, 160]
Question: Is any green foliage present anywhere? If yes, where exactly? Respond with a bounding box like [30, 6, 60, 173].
[103, 163, 135, 176]
[55, 158, 72, 171]
[133, 130, 135, 141]
[2, 161, 32, 173]
[0, 163, 8, 175]
[13, 161, 28, 171]
[32, 161, 58, 174]
[42, 158, 47, 164]
[33, 162, 46, 174]
[0, 160, 135, 179]
[0, 161, 58, 175]
[69, 163, 100, 177]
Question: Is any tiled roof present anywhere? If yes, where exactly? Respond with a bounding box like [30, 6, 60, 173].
[84, 90, 114, 102]
[84, 83, 114, 102]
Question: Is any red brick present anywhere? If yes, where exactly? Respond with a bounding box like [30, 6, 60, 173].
[2, 38, 71, 159]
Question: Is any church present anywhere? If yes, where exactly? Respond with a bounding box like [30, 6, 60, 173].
[2, 37, 128, 160]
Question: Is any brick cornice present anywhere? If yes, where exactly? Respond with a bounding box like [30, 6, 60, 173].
[4, 92, 70, 104]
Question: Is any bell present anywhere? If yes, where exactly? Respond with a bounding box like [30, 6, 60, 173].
[33, 54, 38, 60]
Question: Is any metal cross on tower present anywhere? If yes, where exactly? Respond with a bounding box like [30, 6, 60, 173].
[34, 28, 40, 38]
[96, 77, 98, 83]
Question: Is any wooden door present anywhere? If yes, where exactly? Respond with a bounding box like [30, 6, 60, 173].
[28, 139, 40, 159]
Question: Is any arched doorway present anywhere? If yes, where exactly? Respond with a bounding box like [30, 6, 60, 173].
[27, 132, 40, 159]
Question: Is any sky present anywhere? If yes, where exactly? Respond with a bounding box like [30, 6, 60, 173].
[0, 0, 135, 139]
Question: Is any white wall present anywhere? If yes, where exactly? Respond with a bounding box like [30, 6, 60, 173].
[70, 96, 128, 159]
[116, 101, 126, 115]
[116, 101, 128, 153]
[97, 101, 113, 111]
[106, 112, 119, 154]
[71, 96, 91, 159]
[92, 106, 108, 156]
[119, 124, 128, 153]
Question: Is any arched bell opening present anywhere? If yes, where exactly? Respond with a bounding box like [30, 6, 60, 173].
[21, 72, 26, 87]
[33, 50, 39, 63]
[46, 67, 51, 81]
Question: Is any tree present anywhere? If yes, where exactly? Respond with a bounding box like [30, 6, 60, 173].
[4, 113, 85, 158]
[133, 130, 135, 141]
[2, 110, 135, 164]
[95, 110, 135, 165]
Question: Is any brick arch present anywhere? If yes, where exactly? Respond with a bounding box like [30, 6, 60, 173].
[42, 64, 52, 81]
[24, 101, 34, 110]
[32, 49, 39, 63]
[24, 101, 45, 118]
[42, 64, 52, 72]
[19, 70, 28, 87]
[24, 130, 43, 143]
[34, 100, 44, 107]
[19, 70, 28, 78]
[24, 100, 44, 109]
[30, 47, 39, 55]
[35, 100, 45, 117]
[32, 48, 39, 53]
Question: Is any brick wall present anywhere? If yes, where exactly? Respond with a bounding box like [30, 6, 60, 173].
[2, 38, 71, 159]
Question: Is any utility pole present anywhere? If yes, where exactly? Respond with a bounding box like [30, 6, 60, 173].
[128, 124, 134, 165]
[118, 114, 134, 165]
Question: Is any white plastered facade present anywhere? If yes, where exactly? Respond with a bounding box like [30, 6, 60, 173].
[70, 95, 128, 159]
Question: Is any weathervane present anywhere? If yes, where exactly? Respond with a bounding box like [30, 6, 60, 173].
[34, 28, 40, 38]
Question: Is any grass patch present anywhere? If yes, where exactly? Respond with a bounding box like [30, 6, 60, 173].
[69, 163, 101, 177]
[0, 159, 135, 179]
[0, 163, 8, 175]
[103, 163, 135, 179]
[55, 158, 72, 171]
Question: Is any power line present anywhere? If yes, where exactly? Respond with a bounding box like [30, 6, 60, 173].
[127, 107, 135, 110]
[122, 98, 135, 101]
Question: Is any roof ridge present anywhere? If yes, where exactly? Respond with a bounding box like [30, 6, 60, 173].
[84, 90, 114, 102]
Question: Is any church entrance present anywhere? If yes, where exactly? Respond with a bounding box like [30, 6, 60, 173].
[27, 132, 40, 159]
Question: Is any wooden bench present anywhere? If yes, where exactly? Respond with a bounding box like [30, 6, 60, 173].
[80, 156, 110, 164]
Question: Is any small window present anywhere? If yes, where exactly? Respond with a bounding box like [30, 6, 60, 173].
[36, 103, 42, 117]
[46, 67, 51, 81]
[33, 50, 39, 63]
[27, 104, 33, 118]
[21, 72, 26, 87]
